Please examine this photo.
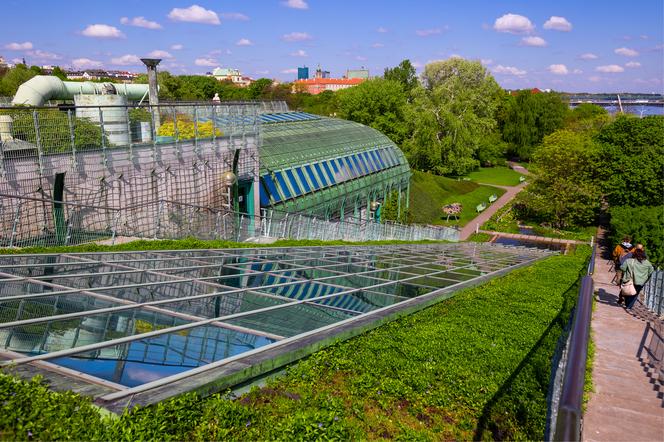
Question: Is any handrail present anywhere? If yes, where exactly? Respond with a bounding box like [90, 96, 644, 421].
[552, 241, 596, 441]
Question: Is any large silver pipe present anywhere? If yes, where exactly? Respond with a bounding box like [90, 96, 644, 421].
[11, 75, 150, 106]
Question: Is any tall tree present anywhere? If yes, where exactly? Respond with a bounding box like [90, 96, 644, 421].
[384, 59, 417, 93]
[336, 78, 410, 145]
[404, 58, 502, 175]
[499, 90, 568, 160]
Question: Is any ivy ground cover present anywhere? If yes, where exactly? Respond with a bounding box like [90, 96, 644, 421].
[0, 247, 588, 441]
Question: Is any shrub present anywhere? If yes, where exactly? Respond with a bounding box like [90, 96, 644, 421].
[609, 205, 663, 266]
[157, 120, 222, 140]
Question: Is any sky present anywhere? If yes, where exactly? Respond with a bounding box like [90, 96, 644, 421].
[1, 0, 662, 93]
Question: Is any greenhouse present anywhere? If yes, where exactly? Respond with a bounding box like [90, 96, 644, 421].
[0, 242, 550, 411]
[257, 112, 411, 220]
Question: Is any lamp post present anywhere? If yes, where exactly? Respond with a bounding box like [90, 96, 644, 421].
[370, 201, 381, 222]
[222, 171, 237, 210]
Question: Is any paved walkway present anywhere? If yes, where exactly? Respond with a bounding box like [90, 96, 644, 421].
[458, 181, 527, 240]
[583, 229, 664, 441]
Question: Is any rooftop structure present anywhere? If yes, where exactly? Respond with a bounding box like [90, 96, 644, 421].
[293, 77, 365, 95]
[0, 242, 551, 411]
[346, 69, 370, 80]
[211, 67, 253, 87]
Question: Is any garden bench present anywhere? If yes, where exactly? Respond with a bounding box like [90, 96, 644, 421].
[476, 203, 486, 213]
[488, 194, 498, 203]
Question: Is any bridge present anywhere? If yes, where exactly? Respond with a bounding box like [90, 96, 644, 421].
[568, 100, 664, 106]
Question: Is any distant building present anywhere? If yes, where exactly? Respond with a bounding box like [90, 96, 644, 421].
[346, 69, 369, 80]
[313, 65, 331, 79]
[211, 67, 253, 87]
[297, 66, 309, 80]
[293, 77, 366, 95]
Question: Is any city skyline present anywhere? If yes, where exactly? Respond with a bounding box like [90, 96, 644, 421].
[2, 0, 662, 93]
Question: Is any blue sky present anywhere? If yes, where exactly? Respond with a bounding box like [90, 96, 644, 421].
[2, 0, 662, 93]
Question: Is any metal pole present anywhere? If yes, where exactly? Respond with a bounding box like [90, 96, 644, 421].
[67, 109, 77, 165]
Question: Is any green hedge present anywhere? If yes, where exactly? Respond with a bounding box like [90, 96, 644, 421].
[0, 248, 588, 440]
[609, 205, 663, 266]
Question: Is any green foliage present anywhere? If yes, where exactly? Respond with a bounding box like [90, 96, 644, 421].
[128, 107, 151, 123]
[594, 115, 664, 207]
[475, 131, 508, 166]
[408, 170, 504, 226]
[51, 66, 67, 81]
[609, 205, 663, 266]
[0, 108, 105, 151]
[499, 90, 568, 160]
[383, 59, 418, 92]
[336, 78, 410, 145]
[516, 130, 601, 228]
[379, 190, 408, 223]
[290, 90, 339, 116]
[0, 64, 38, 97]
[404, 59, 502, 175]
[0, 251, 589, 440]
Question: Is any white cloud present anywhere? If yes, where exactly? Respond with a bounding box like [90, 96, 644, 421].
[543, 16, 572, 32]
[493, 13, 534, 34]
[412, 61, 423, 69]
[614, 47, 639, 57]
[371, 43, 384, 48]
[27, 50, 61, 60]
[290, 49, 307, 57]
[572, 68, 583, 74]
[282, 32, 312, 42]
[481, 59, 493, 65]
[11, 58, 23, 64]
[376, 27, 388, 33]
[220, 12, 249, 21]
[256, 70, 270, 75]
[168, 5, 220, 25]
[595, 64, 624, 73]
[521, 36, 547, 47]
[4, 41, 33, 51]
[355, 55, 367, 61]
[236, 38, 253, 46]
[170, 44, 183, 50]
[579, 53, 598, 60]
[147, 50, 173, 58]
[110, 54, 141, 65]
[72, 58, 103, 69]
[120, 16, 162, 29]
[493, 64, 527, 76]
[281, 68, 298, 74]
[547, 64, 568, 75]
[194, 58, 217, 66]
[81, 24, 125, 38]
[625, 61, 641, 68]
[416, 28, 442, 37]
[282, 0, 308, 10]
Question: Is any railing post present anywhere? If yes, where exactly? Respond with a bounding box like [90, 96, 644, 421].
[172, 107, 180, 157]
[193, 105, 199, 155]
[67, 109, 77, 166]
[9, 201, 22, 248]
[125, 106, 133, 159]
[98, 107, 107, 168]
[154, 200, 164, 239]
[32, 110, 44, 176]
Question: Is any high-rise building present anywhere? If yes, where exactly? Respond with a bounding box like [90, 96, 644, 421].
[297, 66, 309, 80]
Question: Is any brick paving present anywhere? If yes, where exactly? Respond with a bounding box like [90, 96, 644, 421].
[583, 229, 664, 441]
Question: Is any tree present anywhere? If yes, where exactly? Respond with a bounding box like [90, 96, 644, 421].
[51, 66, 67, 81]
[384, 59, 417, 93]
[404, 58, 502, 175]
[247, 78, 273, 99]
[595, 115, 664, 207]
[499, 90, 568, 160]
[0, 64, 38, 97]
[336, 78, 410, 145]
[565, 103, 609, 133]
[516, 130, 601, 228]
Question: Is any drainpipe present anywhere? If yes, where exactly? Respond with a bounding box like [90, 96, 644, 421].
[141, 58, 161, 129]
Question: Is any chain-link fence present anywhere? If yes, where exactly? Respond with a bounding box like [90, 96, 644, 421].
[0, 103, 260, 165]
[0, 193, 459, 248]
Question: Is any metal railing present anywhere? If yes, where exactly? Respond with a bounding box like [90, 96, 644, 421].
[0, 103, 260, 165]
[0, 193, 459, 248]
[642, 270, 664, 316]
[547, 241, 595, 441]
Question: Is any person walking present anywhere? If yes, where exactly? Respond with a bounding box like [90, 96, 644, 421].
[612, 236, 634, 304]
[620, 248, 654, 309]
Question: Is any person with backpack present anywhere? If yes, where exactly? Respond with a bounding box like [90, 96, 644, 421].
[620, 248, 654, 309]
[612, 236, 633, 304]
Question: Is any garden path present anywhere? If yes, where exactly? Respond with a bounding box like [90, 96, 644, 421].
[583, 229, 664, 441]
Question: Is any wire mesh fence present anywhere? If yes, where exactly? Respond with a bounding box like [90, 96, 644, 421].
[0, 193, 459, 248]
[0, 103, 260, 164]
[642, 270, 664, 316]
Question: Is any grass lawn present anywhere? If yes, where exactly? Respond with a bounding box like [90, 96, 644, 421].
[464, 166, 524, 186]
[409, 170, 504, 227]
[0, 248, 590, 441]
